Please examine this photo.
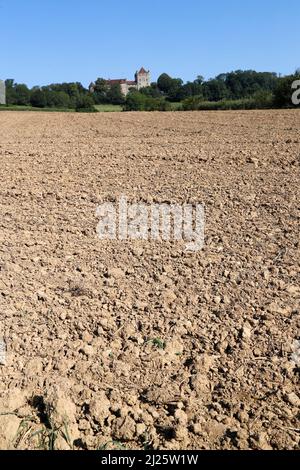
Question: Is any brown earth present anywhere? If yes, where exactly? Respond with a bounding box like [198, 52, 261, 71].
[0, 110, 299, 450]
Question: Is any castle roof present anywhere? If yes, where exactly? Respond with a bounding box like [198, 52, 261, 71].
[106, 79, 127, 84]
[138, 67, 148, 74]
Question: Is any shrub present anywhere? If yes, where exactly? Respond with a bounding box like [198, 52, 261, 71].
[45, 91, 71, 108]
[30, 89, 47, 108]
[75, 96, 97, 112]
[182, 94, 275, 111]
[182, 95, 204, 110]
[124, 91, 146, 111]
[124, 91, 171, 111]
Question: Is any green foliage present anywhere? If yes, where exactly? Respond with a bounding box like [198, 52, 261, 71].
[157, 73, 183, 101]
[151, 338, 166, 350]
[224, 70, 278, 99]
[251, 90, 274, 108]
[30, 89, 47, 108]
[158, 69, 279, 106]
[140, 83, 162, 98]
[5, 79, 91, 110]
[44, 90, 71, 108]
[94, 104, 122, 112]
[5, 81, 31, 105]
[202, 79, 229, 101]
[180, 81, 203, 100]
[30, 88, 73, 109]
[92, 78, 110, 104]
[157, 73, 174, 94]
[107, 83, 125, 105]
[182, 95, 204, 110]
[182, 93, 274, 111]
[124, 91, 146, 111]
[15, 84, 31, 105]
[90, 80, 127, 105]
[124, 91, 171, 111]
[75, 95, 97, 112]
[42, 82, 90, 108]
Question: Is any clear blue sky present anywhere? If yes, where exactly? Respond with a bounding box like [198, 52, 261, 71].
[1, 0, 299, 88]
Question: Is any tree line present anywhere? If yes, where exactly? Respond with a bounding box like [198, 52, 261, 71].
[2, 69, 300, 112]
[124, 70, 300, 110]
[4, 80, 95, 111]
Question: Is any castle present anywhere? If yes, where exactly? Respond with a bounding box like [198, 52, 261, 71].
[0, 80, 6, 105]
[90, 67, 150, 96]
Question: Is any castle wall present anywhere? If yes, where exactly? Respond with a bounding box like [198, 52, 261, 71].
[121, 83, 138, 96]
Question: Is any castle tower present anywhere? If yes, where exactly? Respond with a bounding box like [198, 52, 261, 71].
[135, 67, 150, 90]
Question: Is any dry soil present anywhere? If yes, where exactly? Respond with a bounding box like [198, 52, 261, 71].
[0, 110, 299, 450]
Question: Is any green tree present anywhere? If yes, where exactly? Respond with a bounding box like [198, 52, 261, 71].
[30, 89, 47, 108]
[5, 79, 16, 104]
[140, 83, 162, 98]
[75, 95, 96, 112]
[14, 84, 30, 105]
[157, 73, 183, 101]
[107, 83, 125, 105]
[93, 78, 109, 103]
[194, 75, 205, 85]
[224, 70, 278, 99]
[203, 79, 229, 101]
[124, 90, 170, 111]
[124, 91, 147, 110]
[157, 73, 174, 94]
[43, 82, 88, 107]
[44, 90, 71, 108]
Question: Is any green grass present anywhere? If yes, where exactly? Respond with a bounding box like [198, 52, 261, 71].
[148, 338, 166, 350]
[168, 102, 183, 111]
[0, 104, 122, 113]
[94, 104, 123, 112]
[0, 105, 74, 112]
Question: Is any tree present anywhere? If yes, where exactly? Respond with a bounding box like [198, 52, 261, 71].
[5, 79, 14, 88]
[224, 70, 278, 99]
[167, 78, 184, 101]
[124, 90, 170, 111]
[140, 83, 162, 98]
[157, 73, 184, 101]
[14, 84, 30, 105]
[30, 89, 47, 108]
[203, 79, 229, 101]
[180, 81, 203, 99]
[194, 75, 205, 85]
[107, 83, 125, 105]
[93, 78, 109, 104]
[124, 91, 147, 110]
[75, 95, 96, 112]
[5, 79, 16, 104]
[43, 82, 89, 107]
[157, 73, 175, 94]
[44, 90, 71, 108]
[215, 73, 228, 82]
